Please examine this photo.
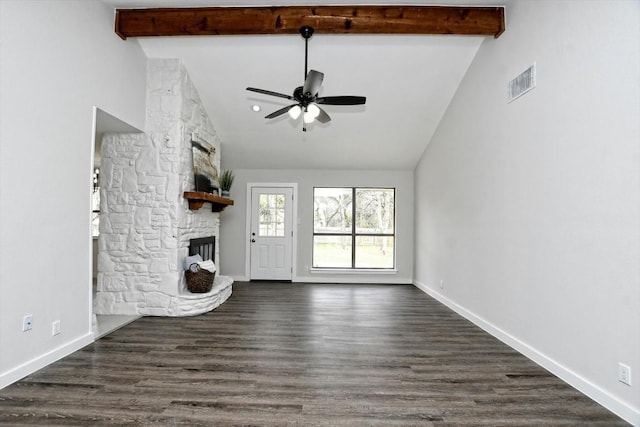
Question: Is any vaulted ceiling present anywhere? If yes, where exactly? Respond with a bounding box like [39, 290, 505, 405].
[100, 1, 506, 170]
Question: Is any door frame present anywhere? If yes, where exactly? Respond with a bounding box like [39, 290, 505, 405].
[245, 182, 298, 281]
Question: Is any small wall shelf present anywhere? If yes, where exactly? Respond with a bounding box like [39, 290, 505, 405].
[184, 191, 234, 212]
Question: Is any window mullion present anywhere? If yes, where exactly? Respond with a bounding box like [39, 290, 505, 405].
[351, 187, 356, 268]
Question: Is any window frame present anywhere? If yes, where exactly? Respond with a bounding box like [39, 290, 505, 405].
[312, 186, 396, 270]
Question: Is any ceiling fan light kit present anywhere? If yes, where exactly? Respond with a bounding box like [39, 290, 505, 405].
[288, 105, 302, 120]
[304, 104, 321, 123]
[246, 26, 366, 132]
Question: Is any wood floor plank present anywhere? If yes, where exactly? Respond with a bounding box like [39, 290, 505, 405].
[0, 282, 629, 426]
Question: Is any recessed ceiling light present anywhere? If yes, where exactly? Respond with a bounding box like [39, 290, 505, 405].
[251, 105, 261, 112]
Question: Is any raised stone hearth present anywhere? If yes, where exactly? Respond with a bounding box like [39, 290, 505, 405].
[95, 58, 232, 317]
[177, 276, 233, 316]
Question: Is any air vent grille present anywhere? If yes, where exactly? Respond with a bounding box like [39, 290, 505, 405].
[508, 63, 536, 103]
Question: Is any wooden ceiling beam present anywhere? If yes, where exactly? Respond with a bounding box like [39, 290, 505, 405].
[115, 6, 505, 40]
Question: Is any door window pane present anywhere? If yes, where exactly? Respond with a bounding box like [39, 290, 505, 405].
[259, 194, 285, 237]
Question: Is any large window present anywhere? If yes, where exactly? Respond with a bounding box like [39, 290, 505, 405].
[313, 187, 395, 269]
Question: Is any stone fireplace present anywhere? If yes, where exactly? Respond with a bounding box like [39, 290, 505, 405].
[94, 58, 232, 317]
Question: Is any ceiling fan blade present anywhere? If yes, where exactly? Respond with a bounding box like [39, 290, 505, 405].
[316, 105, 331, 124]
[246, 87, 294, 101]
[316, 96, 367, 105]
[303, 70, 324, 96]
[265, 104, 298, 119]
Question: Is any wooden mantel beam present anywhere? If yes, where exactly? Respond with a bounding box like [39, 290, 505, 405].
[115, 6, 505, 40]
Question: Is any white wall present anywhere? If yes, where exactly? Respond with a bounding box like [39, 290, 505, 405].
[414, 0, 639, 424]
[0, 0, 147, 386]
[219, 169, 413, 284]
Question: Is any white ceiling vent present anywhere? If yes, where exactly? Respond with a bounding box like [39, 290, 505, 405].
[508, 63, 536, 103]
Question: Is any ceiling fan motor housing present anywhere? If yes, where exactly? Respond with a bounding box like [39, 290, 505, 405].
[293, 86, 315, 107]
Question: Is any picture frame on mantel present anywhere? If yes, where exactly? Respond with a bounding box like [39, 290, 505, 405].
[191, 133, 219, 195]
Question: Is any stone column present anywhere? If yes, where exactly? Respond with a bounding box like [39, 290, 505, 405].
[95, 58, 232, 316]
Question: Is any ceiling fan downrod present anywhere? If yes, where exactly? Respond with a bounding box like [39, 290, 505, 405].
[300, 25, 314, 80]
[300, 25, 314, 132]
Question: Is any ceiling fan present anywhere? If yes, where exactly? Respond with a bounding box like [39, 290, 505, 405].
[246, 26, 366, 132]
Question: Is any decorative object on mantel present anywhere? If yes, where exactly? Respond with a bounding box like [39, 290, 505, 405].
[191, 133, 219, 194]
[219, 170, 234, 197]
[184, 191, 234, 212]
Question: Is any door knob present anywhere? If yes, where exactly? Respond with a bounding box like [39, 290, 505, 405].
[251, 239, 256, 243]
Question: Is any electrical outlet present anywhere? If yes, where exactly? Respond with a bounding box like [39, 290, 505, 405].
[52, 320, 61, 336]
[618, 363, 632, 386]
[22, 314, 33, 332]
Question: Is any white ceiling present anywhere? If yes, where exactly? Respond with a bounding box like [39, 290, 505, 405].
[101, 1, 500, 170]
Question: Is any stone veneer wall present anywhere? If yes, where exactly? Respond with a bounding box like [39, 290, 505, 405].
[95, 59, 232, 317]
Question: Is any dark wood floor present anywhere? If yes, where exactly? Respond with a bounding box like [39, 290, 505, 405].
[0, 282, 628, 426]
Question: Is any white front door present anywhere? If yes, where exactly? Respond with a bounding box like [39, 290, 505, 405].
[250, 186, 294, 280]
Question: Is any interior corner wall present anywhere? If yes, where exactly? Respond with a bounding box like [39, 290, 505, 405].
[0, 1, 147, 387]
[218, 168, 413, 284]
[413, 0, 639, 424]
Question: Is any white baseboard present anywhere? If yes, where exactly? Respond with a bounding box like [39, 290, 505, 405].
[413, 280, 639, 427]
[234, 274, 411, 284]
[293, 275, 411, 284]
[0, 332, 94, 389]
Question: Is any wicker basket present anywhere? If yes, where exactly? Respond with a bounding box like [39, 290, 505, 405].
[185, 264, 215, 293]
